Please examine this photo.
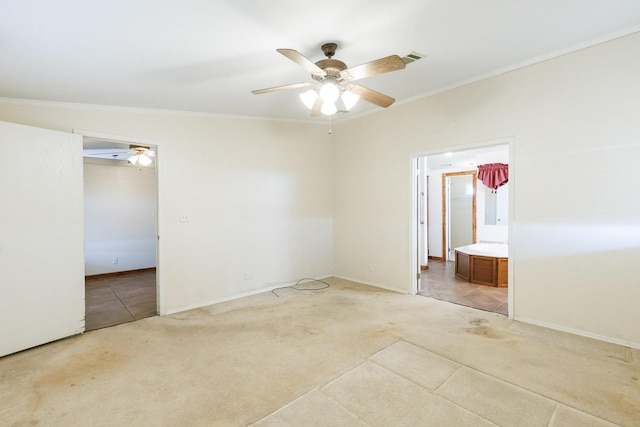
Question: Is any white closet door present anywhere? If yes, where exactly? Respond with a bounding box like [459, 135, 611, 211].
[0, 121, 85, 357]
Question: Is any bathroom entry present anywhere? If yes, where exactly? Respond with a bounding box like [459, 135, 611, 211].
[413, 142, 510, 316]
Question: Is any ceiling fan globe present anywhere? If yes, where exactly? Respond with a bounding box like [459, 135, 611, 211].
[319, 82, 340, 102]
[320, 101, 338, 116]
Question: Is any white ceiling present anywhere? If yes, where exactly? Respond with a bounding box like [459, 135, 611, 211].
[2, 1, 640, 122]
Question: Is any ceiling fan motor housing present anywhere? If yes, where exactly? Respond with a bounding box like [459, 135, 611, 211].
[313, 59, 347, 81]
[312, 43, 347, 82]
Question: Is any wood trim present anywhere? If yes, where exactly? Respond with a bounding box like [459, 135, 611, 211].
[428, 255, 445, 261]
[455, 251, 470, 281]
[85, 267, 156, 279]
[441, 170, 477, 260]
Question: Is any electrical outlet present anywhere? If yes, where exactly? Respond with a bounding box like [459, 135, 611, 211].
[112, 257, 119, 265]
[368, 263, 374, 272]
[244, 271, 252, 280]
[179, 213, 191, 222]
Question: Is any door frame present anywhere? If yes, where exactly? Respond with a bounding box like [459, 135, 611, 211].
[74, 129, 164, 315]
[410, 137, 515, 319]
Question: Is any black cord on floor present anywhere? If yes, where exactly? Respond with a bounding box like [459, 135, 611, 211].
[271, 278, 331, 297]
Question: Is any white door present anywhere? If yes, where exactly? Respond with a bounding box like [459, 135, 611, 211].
[0, 121, 85, 357]
[448, 174, 473, 259]
[418, 157, 428, 268]
[416, 157, 428, 290]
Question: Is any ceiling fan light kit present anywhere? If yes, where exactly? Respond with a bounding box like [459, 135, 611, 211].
[127, 146, 154, 168]
[299, 89, 318, 109]
[253, 43, 406, 117]
[341, 90, 360, 110]
[128, 153, 153, 167]
[320, 98, 338, 116]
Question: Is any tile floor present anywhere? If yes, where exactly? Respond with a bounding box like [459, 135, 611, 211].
[419, 259, 508, 315]
[84, 268, 157, 331]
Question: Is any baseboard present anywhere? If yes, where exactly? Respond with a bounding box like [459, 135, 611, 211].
[332, 275, 409, 294]
[164, 275, 333, 316]
[85, 267, 156, 279]
[515, 316, 640, 350]
[428, 256, 444, 261]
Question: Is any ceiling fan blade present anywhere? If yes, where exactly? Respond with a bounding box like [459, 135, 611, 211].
[339, 55, 406, 81]
[310, 96, 323, 117]
[84, 150, 129, 156]
[277, 49, 326, 77]
[252, 82, 313, 95]
[348, 85, 396, 108]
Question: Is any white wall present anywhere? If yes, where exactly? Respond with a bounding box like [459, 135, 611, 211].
[84, 158, 157, 275]
[333, 32, 640, 347]
[0, 105, 334, 315]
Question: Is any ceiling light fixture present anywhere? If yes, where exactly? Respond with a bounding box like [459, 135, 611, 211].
[341, 90, 360, 110]
[128, 152, 152, 167]
[299, 89, 318, 109]
[127, 146, 154, 168]
[319, 81, 339, 102]
[320, 100, 338, 116]
[298, 81, 360, 116]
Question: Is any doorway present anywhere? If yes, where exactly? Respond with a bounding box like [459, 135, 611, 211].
[82, 137, 159, 330]
[413, 142, 510, 315]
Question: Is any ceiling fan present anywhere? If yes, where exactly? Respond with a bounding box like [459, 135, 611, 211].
[83, 145, 155, 167]
[252, 43, 406, 116]
[126, 146, 155, 167]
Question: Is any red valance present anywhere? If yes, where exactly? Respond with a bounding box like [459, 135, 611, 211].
[477, 163, 508, 192]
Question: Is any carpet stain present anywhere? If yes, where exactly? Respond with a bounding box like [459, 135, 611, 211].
[37, 346, 127, 389]
[469, 318, 489, 326]
[25, 346, 130, 419]
[464, 318, 506, 339]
